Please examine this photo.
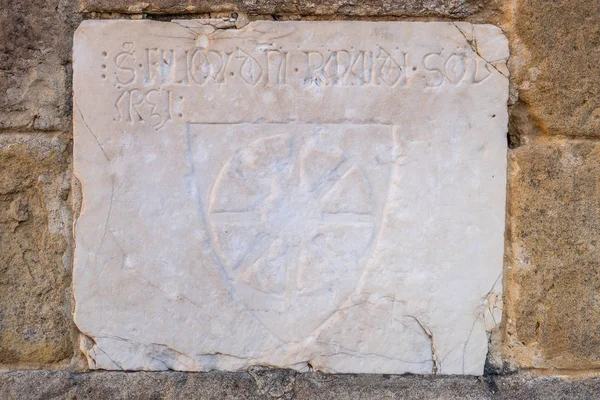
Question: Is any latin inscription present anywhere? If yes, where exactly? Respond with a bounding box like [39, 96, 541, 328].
[103, 41, 497, 129]
[108, 43, 494, 88]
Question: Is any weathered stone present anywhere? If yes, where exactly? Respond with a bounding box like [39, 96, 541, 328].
[0, 134, 74, 366]
[511, 0, 600, 137]
[73, 20, 508, 375]
[505, 137, 600, 369]
[80, 0, 487, 17]
[2, 370, 600, 399]
[0, 0, 81, 131]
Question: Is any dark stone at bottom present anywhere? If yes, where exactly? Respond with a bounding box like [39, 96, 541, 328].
[1, 369, 600, 399]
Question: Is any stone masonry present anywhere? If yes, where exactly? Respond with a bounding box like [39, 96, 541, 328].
[1, 0, 600, 398]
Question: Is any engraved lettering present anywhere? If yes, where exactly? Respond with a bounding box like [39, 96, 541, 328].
[107, 44, 502, 89]
[445, 54, 467, 85]
[160, 49, 174, 84]
[375, 47, 406, 87]
[129, 89, 144, 122]
[423, 52, 444, 87]
[114, 42, 136, 85]
[207, 51, 224, 82]
[190, 48, 211, 84]
[350, 51, 373, 85]
[212, 51, 232, 83]
[473, 56, 493, 84]
[335, 50, 352, 85]
[173, 49, 190, 85]
[143, 48, 160, 85]
[146, 89, 172, 129]
[266, 50, 287, 85]
[237, 49, 263, 86]
[306, 51, 325, 86]
[114, 90, 131, 122]
[114, 88, 173, 130]
[322, 52, 338, 85]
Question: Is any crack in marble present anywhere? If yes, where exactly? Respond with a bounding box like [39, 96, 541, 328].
[406, 315, 440, 374]
[452, 22, 509, 79]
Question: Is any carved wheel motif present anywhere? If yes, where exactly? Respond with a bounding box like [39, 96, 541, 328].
[208, 134, 375, 301]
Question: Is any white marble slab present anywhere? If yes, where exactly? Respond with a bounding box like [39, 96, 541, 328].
[73, 20, 508, 375]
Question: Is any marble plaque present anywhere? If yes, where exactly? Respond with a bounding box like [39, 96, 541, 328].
[73, 20, 508, 375]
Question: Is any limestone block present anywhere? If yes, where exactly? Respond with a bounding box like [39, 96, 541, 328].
[73, 20, 509, 375]
[511, 0, 600, 137]
[506, 137, 600, 369]
[0, 0, 80, 131]
[0, 134, 73, 365]
[79, 0, 485, 17]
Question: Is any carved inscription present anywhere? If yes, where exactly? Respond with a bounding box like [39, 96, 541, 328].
[108, 44, 492, 89]
[101, 41, 497, 129]
[114, 89, 174, 129]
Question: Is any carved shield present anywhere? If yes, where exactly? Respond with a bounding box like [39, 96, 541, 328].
[188, 123, 393, 341]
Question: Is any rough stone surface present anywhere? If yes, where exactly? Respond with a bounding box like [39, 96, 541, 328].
[510, 0, 600, 137]
[0, 0, 81, 131]
[2, 370, 600, 399]
[80, 0, 488, 17]
[505, 137, 600, 369]
[0, 134, 74, 366]
[73, 20, 508, 375]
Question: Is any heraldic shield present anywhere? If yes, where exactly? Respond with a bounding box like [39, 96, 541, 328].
[187, 123, 394, 341]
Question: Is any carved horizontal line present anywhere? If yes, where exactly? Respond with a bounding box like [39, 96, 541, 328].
[321, 213, 374, 223]
[208, 212, 374, 225]
[209, 211, 262, 223]
[187, 122, 393, 126]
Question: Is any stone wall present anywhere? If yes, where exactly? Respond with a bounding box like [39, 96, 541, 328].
[1, 0, 600, 397]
